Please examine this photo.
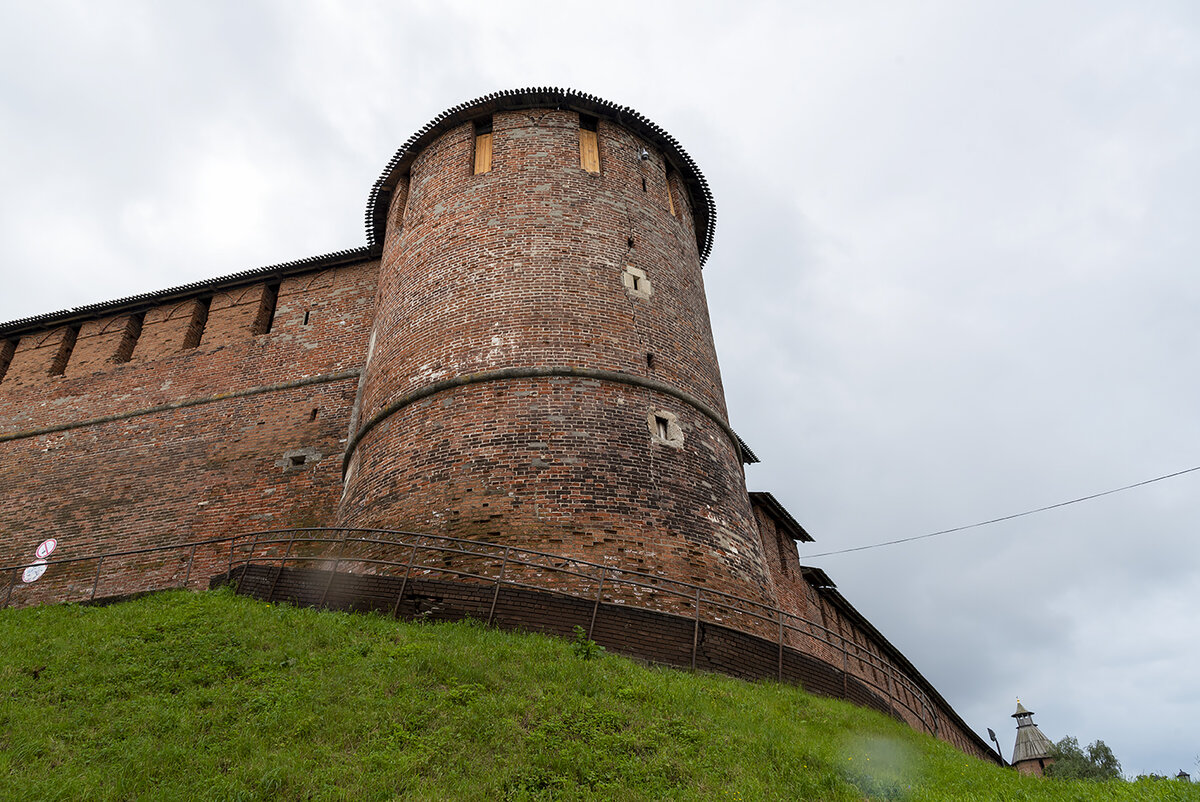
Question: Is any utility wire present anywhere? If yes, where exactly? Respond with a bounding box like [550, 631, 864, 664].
[807, 464, 1200, 558]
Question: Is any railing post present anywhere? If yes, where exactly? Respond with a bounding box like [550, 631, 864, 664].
[265, 530, 297, 603]
[486, 546, 510, 627]
[916, 690, 930, 734]
[182, 543, 198, 589]
[884, 662, 897, 716]
[391, 538, 421, 619]
[922, 692, 939, 736]
[90, 556, 105, 601]
[587, 568, 606, 640]
[318, 530, 350, 609]
[841, 631, 849, 699]
[234, 531, 263, 595]
[691, 587, 702, 671]
[227, 537, 236, 582]
[777, 608, 785, 682]
[2, 568, 17, 608]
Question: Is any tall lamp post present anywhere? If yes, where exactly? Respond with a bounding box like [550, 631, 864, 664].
[987, 728, 1008, 766]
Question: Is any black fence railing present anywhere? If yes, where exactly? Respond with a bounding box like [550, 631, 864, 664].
[2, 527, 948, 741]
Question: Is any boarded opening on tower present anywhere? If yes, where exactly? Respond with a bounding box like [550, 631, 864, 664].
[665, 164, 678, 217]
[473, 117, 493, 175]
[579, 114, 600, 173]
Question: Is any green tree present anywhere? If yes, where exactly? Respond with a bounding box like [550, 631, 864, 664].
[1046, 736, 1122, 781]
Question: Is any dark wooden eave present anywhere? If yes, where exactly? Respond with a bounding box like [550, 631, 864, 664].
[735, 433, 760, 464]
[748, 491, 813, 542]
[0, 247, 372, 338]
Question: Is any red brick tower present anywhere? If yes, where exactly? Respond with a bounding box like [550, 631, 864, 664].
[337, 89, 772, 601]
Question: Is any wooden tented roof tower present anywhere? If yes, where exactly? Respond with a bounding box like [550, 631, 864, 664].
[1011, 700, 1055, 776]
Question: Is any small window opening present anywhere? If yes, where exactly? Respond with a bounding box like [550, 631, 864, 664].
[113, 312, 144, 363]
[253, 281, 281, 335]
[49, 325, 80, 376]
[0, 338, 17, 383]
[579, 114, 600, 173]
[654, 415, 670, 440]
[289, 454, 307, 468]
[627, 236, 635, 249]
[622, 265, 652, 299]
[646, 352, 655, 370]
[473, 117, 493, 174]
[647, 410, 682, 447]
[309, 407, 319, 421]
[302, 309, 311, 326]
[665, 165, 678, 217]
[182, 297, 211, 350]
[641, 177, 647, 192]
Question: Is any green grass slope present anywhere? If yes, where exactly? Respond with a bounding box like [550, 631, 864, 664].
[1, 589, 1194, 801]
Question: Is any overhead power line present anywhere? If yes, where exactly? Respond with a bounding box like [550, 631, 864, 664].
[806, 464, 1200, 558]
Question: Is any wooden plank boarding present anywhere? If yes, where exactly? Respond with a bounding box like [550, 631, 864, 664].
[474, 133, 493, 174]
[580, 129, 600, 173]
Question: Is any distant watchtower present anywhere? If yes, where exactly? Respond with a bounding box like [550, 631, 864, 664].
[1011, 699, 1055, 776]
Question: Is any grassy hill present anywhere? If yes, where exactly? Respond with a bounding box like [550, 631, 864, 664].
[0, 589, 1194, 801]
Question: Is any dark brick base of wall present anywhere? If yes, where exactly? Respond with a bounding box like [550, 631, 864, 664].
[214, 564, 901, 725]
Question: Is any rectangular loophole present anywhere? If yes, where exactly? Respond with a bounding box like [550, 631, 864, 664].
[49, 325, 80, 376]
[655, 415, 670, 440]
[473, 117, 493, 175]
[113, 312, 144, 363]
[289, 455, 307, 468]
[182, 297, 211, 350]
[0, 338, 17, 383]
[579, 114, 600, 173]
[252, 281, 281, 335]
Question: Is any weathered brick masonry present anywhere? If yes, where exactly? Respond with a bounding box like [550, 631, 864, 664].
[0, 88, 996, 762]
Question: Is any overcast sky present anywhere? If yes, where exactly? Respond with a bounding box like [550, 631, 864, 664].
[2, 0, 1197, 778]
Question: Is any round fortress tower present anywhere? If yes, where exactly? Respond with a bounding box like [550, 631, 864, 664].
[338, 89, 773, 600]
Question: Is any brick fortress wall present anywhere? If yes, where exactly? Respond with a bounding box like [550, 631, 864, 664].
[0, 260, 378, 592]
[0, 89, 997, 763]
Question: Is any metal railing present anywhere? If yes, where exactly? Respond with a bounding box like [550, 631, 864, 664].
[2, 526, 942, 737]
